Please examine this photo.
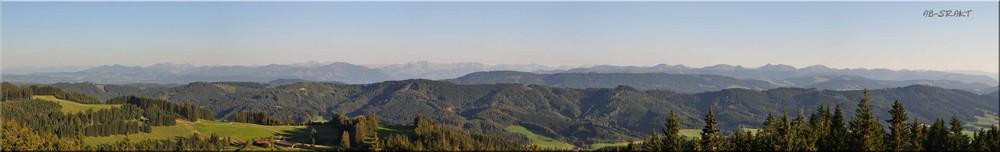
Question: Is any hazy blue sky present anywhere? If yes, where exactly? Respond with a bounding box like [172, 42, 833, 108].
[3, 2, 998, 73]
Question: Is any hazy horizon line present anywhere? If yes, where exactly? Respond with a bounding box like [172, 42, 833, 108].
[3, 60, 998, 75]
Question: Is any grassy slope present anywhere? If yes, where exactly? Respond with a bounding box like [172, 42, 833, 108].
[504, 125, 576, 150]
[679, 129, 702, 139]
[84, 119, 307, 146]
[589, 142, 631, 150]
[32, 95, 119, 113]
[967, 111, 999, 129]
[192, 120, 305, 140]
[84, 122, 192, 146]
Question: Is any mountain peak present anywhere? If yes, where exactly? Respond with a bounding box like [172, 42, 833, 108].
[759, 64, 797, 71]
[801, 65, 833, 72]
[704, 64, 740, 71]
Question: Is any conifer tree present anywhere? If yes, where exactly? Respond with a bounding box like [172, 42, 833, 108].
[791, 109, 814, 151]
[370, 132, 382, 152]
[969, 125, 999, 151]
[824, 105, 848, 151]
[367, 112, 381, 129]
[775, 110, 792, 151]
[848, 89, 886, 151]
[310, 128, 317, 147]
[687, 138, 703, 151]
[924, 118, 948, 151]
[353, 121, 368, 146]
[642, 132, 663, 151]
[662, 111, 683, 152]
[728, 129, 753, 151]
[970, 128, 988, 151]
[760, 112, 778, 151]
[810, 105, 832, 151]
[947, 115, 969, 151]
[910, 118, 926, 151]
[887, 99, 911, 151]
[341, 131, 351, 150]
[700, 107, 722, 151]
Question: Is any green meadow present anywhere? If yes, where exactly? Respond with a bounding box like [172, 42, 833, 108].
[84, 120, 307, 146]
[505, 125, 576, 150]
[33, 95, 119, 113]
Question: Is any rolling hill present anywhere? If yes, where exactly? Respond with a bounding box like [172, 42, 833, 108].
[42, 80, 1000, 145]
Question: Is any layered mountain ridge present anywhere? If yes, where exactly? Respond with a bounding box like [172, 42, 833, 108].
[5, 62, 997, 95]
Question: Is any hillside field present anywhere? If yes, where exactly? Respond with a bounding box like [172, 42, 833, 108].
[83, 120, 307, 146]
[32, 95, 119, 113]
[505, 125, 576, 150]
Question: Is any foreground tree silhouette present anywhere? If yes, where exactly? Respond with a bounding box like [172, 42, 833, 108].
[663, 111, 683, 151]
[700, 107, 722, 151]
[791, 109, 815, 151]
[924, 118, 949, 151]
[848, 89, 886, 151]
[634, 90, 999, 152]
[947, 115, 969, 151]
[824, 105, 849, 151]
[808, 105, 832, 151]
[759, 113, 778, 151]
[970, 125, 1000, 151]
[887, 99, 911, 151]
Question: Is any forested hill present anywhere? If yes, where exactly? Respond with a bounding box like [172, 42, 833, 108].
[40, 79, 1000, 145]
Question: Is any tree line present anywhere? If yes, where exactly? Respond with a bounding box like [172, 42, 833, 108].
[1, 83, 216, 151]
[2, 119, 232, 151]
[92, 134, 230, 151]
[2, 82, 103, 104]
[629, 90, 1000, 151]
[107, 95, 213, 122]
[381, 115, 525, 151]
[2, 99, 148, 138]
[314, 112, 527, 151]
[2, 82, 33, 101]
[233, 111, 295, 125]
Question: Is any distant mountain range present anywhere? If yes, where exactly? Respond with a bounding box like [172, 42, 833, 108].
[449, 71, 1000, 94]
[1, 62, 569, 84]
[781, 75, 998, 94]
[544, 64, 999, 85]
[370, 61, 575, 80]
[41, 80, 1000, 145]
[447, 71, 778, 93]
[3, 62, 997, 94]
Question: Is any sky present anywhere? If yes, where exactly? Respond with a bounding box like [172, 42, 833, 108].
[2, 2, 998, 73]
